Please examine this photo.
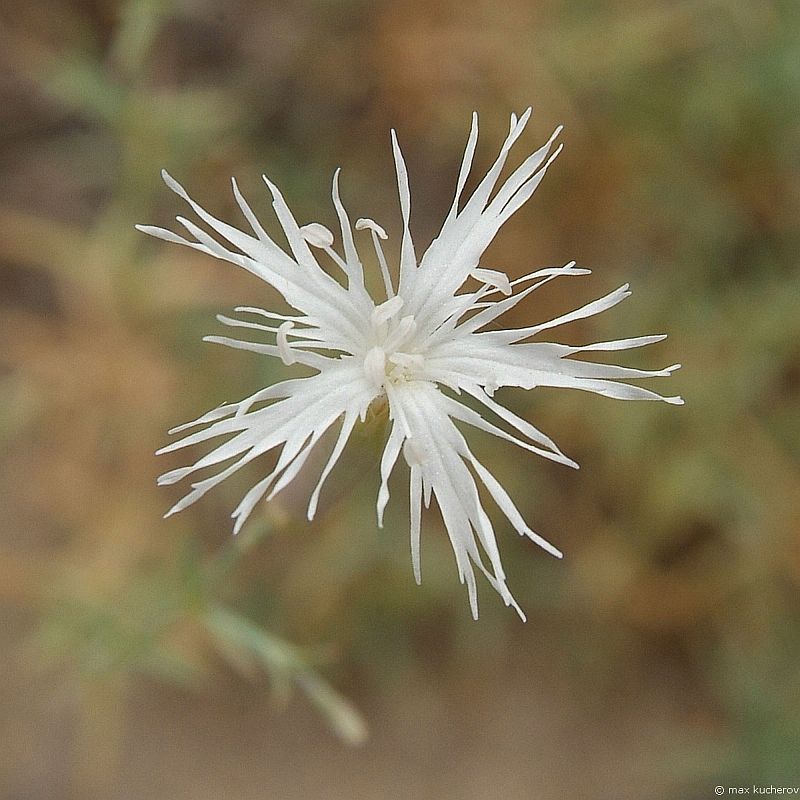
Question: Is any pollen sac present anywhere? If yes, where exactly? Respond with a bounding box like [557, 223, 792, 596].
[355, 217, 388, 239]
[300, 222, 335, 248]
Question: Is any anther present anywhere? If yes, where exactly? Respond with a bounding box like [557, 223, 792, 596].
[277, 321, 296, 365]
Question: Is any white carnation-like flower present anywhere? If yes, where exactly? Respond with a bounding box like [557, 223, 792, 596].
[138, 109, 682, 619]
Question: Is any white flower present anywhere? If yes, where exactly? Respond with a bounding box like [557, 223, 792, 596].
[138, 109, 682, 619]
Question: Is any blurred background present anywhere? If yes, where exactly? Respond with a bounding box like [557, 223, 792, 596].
[1, 0, 799, 798]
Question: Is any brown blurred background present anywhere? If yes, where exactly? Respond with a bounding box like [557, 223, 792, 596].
[1, 1, 799, 798]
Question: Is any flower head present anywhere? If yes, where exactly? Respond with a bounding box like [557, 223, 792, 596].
[138, 109, 682, 619]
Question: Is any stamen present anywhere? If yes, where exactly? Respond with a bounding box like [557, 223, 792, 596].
[356, 217, 394, 299]
[355, 218, 387, 239]
[299, 221, 356, 282]
[300, 222, 334, 248]
[471, 268, 512, 295]
[477, 262, 584, 300]
[276, 321, 296, 365]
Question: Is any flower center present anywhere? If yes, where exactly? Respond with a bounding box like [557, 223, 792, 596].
[363, 297, 423, 391]
[364, 346, 424, 390]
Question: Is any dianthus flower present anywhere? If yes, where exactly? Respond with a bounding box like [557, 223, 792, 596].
[138, 109, 682, 618]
